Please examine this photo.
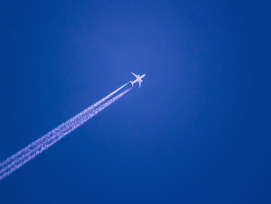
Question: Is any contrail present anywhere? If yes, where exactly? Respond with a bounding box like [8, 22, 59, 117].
[0, 83, 129, 171]
[0, 84, 132, 181]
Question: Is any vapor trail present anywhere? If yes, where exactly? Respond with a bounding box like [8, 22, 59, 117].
[0, 85, 132, 181]
[0, 82, 128, 170]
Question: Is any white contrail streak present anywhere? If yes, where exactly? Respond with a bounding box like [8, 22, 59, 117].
[0, 82, 128, 171]
[0, 85, 132, 181]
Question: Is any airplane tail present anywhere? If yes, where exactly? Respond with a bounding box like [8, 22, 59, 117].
[130, 81, 134, 86]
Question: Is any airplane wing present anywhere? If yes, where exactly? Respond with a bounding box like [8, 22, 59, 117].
[131, 72, 137, 78]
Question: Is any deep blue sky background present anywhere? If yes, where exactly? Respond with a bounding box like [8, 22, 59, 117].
[1, 0, 270, 203]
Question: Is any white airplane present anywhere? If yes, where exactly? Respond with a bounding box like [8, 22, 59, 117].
[130, 72, 146, 88]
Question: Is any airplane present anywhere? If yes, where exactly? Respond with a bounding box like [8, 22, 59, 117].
[130, 72, 146, 88]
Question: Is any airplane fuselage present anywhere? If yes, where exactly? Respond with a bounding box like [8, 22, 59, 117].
[130, 73, 145, 88]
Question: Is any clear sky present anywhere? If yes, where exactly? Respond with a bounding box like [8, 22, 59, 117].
[1, 0, 270, 203]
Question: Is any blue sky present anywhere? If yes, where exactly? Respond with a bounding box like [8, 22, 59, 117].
[1, 0, 270, 203]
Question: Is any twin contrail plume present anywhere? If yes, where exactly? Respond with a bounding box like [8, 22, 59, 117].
[0, 84, 132, 181]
